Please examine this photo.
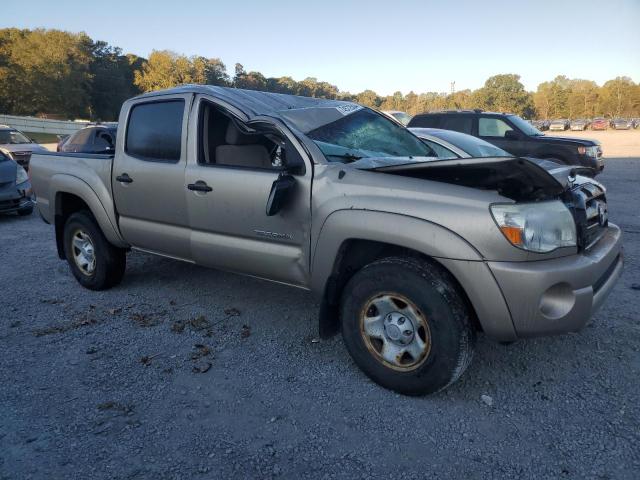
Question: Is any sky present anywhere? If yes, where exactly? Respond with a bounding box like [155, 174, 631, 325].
[4, 0, 640, 95]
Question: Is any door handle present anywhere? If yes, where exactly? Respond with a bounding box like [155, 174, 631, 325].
[187, 181, 213, 193]
[116, 173, 133, 184]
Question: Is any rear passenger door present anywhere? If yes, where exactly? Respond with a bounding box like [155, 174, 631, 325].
[113, 94, 193, 261]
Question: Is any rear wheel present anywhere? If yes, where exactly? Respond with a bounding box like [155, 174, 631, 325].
[340, 256, 475, 395]
[63, 211, 126, 290]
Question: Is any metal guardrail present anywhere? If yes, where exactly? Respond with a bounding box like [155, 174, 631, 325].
[0, 114, 89, 135]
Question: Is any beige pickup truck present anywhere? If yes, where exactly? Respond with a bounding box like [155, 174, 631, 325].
[30, 86, 623, 395]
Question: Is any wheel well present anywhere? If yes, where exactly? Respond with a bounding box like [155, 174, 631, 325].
[54, 192, 92, 259]
[318, 239, 481, 338]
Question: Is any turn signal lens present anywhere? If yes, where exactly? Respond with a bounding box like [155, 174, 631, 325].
[500, 225, 523, 246]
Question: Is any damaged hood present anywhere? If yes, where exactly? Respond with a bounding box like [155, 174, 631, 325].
[356, 156, 573, 202]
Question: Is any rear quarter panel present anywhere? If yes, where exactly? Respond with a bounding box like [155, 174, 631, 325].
[30, 152, 127, 247]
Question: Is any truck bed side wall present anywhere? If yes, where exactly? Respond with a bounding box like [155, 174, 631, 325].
[30, 153, 127, 248]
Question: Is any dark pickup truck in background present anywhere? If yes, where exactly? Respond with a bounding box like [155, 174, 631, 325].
[407, 110, 604, 173]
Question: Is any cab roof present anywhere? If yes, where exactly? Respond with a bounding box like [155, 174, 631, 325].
[134, 85, 355, 119]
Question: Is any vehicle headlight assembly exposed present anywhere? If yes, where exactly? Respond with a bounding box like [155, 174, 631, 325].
[577, 145, 599, 157]
[490, 201, 576, 253]
[16, 165, 29, 185]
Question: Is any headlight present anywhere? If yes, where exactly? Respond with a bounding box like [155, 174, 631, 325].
[16, 165, 29, 185]
[578, 145, 600, 157]
[490, 201, 576, 253]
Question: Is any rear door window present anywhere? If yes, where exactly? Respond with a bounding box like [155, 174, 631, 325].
[439, 116, 473, 134]
[126, 100, 185, 162]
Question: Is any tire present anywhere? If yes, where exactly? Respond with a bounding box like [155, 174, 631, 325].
[17, 206, 33, 216]
[340, 256, 475, 396]
[63, 210, 126, 290]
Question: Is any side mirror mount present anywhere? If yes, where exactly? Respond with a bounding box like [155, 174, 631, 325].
[266, 174, 296, 216]
[281, 145, 306, 175]
[504, 130, 520, 140]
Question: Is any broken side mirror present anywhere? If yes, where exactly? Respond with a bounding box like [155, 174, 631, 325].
[266, 174, 296, 216]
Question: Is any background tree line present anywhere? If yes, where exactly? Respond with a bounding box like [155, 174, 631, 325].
[1, 28, 639, 121]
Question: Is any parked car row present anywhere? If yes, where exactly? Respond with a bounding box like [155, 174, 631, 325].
[531, 117, 639, 131]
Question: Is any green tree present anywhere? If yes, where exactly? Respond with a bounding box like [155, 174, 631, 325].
[599, 76, 636, 117]
[380, 91, 407, 111]
[0, 28, 93, 117]
[265, 76, 298, 94]
[566, 79, 599, 119]
[134, 50, 228, 93]
[192, 56, 229, 86]
[354, 89, 380, 108]
[87, 40, 144, 120]
[473, 74, 534, 117]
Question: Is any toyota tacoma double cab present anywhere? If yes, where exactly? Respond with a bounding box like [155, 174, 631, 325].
[407, 110, 604, 173]
[30, 86, 623, 395]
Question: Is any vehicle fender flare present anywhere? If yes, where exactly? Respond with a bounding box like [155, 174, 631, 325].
[310, 209, 483, 297]
[311, 209, 517, 340]
[50, 174, 127, 253]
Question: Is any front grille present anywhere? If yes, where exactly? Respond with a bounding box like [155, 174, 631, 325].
[11, 151, 31, 168]
[564, 182, 608, 251]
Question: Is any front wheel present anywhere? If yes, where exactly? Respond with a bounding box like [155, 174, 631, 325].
[63, 211, 126, 290]
[340, 256, 475, 396]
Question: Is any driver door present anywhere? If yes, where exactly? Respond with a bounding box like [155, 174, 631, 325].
[184, 97, 313, 287]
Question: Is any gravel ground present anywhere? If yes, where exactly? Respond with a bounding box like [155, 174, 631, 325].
[1, 159, 639, 480]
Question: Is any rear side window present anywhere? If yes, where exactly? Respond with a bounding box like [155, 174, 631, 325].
[439, 116, 473, 134]
[126, 100, 184, 161]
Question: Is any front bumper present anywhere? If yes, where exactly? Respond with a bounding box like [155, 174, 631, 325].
[0, 196, 33, 214]
[488, 224, 623, 337]
[0, 181, 34, 214]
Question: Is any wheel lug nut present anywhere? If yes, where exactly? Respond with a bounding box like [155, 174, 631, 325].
[403, 330, 412, 336]
[398, 317, 405, 325]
